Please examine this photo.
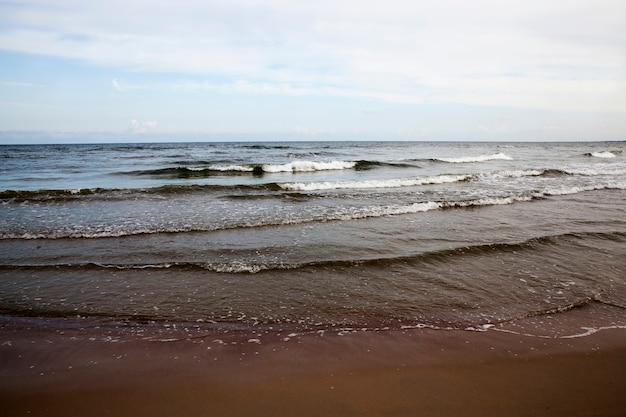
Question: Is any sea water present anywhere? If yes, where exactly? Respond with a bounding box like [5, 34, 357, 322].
[1, 141, 625, 338]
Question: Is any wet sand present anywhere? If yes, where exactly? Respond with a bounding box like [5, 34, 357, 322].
[1, 318, 626, 417]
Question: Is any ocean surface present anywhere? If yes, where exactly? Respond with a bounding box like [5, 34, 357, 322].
[1, 141, 625, 339]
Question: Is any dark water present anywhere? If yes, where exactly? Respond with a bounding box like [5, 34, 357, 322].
[1, 141, 625, 337]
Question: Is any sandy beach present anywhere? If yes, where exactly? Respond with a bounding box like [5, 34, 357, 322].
[2, 317, 625, 417]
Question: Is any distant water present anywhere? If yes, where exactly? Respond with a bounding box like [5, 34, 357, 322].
[1, 141, 625, 337]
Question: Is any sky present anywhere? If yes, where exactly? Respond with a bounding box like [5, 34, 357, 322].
[0, 0, 625, 143]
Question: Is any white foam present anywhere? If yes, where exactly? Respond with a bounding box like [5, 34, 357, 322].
[6, 180, 625, 241]
[0, 197, 523, 240]
[560, 325, 626, 339]
[563, 166, 626, 176]
[379, 201, 443, 215]
[326, 196, 521, 221]
[201, 165, 253, 172]
[495, 324, 626, 339]
[96, 263, 174, 270]
[538, 182, 626, 197]
[186, 161, 356, 173]
[590, 151, 616, 158]
[280, 174, 472, 191]
[486, 169, 544, 178]
[451, 195, 533, 207]
[435, 152, 512, 163]
[262, 160, 356, 173]
[200, 262, 268, 273]
[401, 324, 440, 330]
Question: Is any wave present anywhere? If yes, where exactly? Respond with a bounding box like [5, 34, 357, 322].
[0, 183, 283, 203]
[4, 231, 622, 273]
[538, 181, 626, 196]
[473, 166, 625, 179]
[0, 195, 536, 240]
[433, 152, 512, 163]
[0, 187, 111, 202]
[242, 144, 293, 150]
[0, 201, 443, 240]
[354, 160, 419, 170]
[3, 165, 624, 205]
[126, 160, 361, 177]
[586, 151, 616, 158]
[99, 261, 297, 274]
[3, 183, 625, 240]
[279, 174, 473, 191]
[127, 166, 254, 178]
[261, 160, 356, 172]
[562, 166, 626, 176]
[506, 294, 602, 323]
[277, 167, 607, 192]
[123, 159, 417, 178]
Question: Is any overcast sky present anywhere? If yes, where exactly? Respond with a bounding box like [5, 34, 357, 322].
[1, 0, 625, 142]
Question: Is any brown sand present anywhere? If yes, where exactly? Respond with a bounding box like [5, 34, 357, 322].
[1, 320, 625, 417]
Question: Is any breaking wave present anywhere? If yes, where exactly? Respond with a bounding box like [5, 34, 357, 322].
[2, 181, 625, 240]
[280, 174, 473, 191]
[278, 167, 625, 192]
[126, 160, 361, 177]
[3, 165, 624, 204]
[433, 152, 512, 163]
[0, 194, 563, 240]
[562, 166, 626, 176]
[586, 151, 617, 158]
[261, 160, 357, 172]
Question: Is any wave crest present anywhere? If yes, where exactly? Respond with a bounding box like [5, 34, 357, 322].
[280, 174, 472, 191]
[128, 160, 358, 177]
[6, 231, 622, 274]
[434, 152, 512, 163]
[587, 151, 616, 158]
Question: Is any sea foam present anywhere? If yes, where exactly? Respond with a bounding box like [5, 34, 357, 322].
[280, 174, 472, 191]
[435, 152, 512, 163]
[563, 166, 626, 176]
[185, 160, 357, 174]
[590, 151, 616, 158]
[538, 182, 626, 196]
[262, 160, 356, 173]
[192, 165, 253, 172]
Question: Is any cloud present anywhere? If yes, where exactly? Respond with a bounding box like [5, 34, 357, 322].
[129, 119, 157, 133]
[0, 81, 42, 88]
[172, 79, 423, 103]
[111, 78, 148, 92]
[112, 78, 124, 92]
[1, 0, 625, 113]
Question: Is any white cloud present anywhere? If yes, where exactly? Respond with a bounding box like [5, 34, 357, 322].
[129, 119, 157, 133]
[171, 79, 423, 103]
[112, 78, 124, 92]
[1, 0, 625, 113]
[111, 78, 150, 92]
[0, 81, 42, 88]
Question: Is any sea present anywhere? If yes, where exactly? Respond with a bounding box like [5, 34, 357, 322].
[1, 141, 625, 340]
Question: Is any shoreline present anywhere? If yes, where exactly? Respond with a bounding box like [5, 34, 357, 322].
[2, 317, 626, 416]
